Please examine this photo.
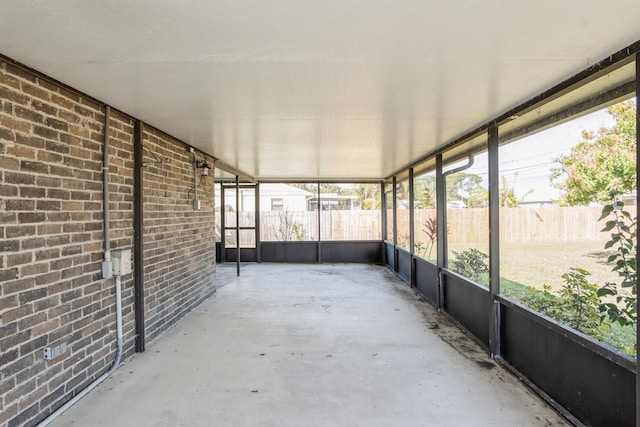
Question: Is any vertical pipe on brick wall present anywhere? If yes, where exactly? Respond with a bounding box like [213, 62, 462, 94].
[39, 105, 124, 427]
[134, 120, 145, 352]
[101, 105, 113, 279]
[38, 276, 124, 427]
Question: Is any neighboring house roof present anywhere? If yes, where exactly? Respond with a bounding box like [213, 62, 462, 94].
[308, 193, 357, 201]
[260, 184, 315, 198]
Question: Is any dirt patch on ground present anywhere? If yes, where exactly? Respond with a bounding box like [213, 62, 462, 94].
[383, 269, 570, 426]
[382, 270, 494, 366]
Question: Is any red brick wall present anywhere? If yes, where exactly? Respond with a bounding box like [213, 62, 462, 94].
[1, 58, 216, 427]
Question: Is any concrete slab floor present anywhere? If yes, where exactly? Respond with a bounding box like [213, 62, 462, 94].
[50, 264, 569, 427]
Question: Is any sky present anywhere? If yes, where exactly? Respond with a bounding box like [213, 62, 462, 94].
[254, 101, 628, 204]
[466, 107, 617, 203]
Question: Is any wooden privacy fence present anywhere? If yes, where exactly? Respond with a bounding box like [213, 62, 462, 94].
[423, 205, 637, 245]
[221, 205, 635, 246]
[222, 210, 382, 243]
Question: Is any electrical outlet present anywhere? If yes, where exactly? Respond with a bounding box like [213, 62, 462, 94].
[43, 343, 67, 360]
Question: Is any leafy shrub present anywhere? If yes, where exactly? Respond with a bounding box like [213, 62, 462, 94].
[414, 217, 438, 260]
[521, 270, 601, 339]
[451, 248, 489, 286]
[597, 196, 637, 330]
[520, 194, 637, 355]
[557, 268, 601, 335]
[275, 211, 307, 241]
[521, 285, 564, 321]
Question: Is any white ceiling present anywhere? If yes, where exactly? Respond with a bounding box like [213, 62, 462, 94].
[1, 1, 639, 181]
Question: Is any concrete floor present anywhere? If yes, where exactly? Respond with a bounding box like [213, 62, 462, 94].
[51, 264, 568, 427]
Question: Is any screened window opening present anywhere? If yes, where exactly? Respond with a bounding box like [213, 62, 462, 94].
[384, 187, 394, 243]
[319, 183, 381, 241]
[497, 59, 637, 356]
[395, 179, 411, 251]
[259, 183, 317, 241]
[443, 138, 489, 285]
[413, 160, 437, 263]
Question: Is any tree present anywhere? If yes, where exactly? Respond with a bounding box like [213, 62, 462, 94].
[450, 248, 489, 286]
[500, 175, 533, 207]
[274, 211, 307, 241]
[414, 175, 436, 208]
[446, 172, 487, 207]
[352, 184, 379, 210]
[551, 100, 636, 205]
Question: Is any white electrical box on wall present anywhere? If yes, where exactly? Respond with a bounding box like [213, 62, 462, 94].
[112, 249, 132, 276]
[43, 343, 67, 360]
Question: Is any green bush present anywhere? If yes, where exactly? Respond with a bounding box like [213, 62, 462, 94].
[450, 207, 637, 355]
[520, 271, 601, 340]
[557, 268, 601, 334]
[597, 196, 637, 330]
[451, 248, 489, 286]
[520, 285, 565, 322]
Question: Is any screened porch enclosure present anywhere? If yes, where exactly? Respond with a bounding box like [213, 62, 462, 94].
[213, 48, 639, 427]
[2, 3, 640, 427]
[215, 182, 384, 264]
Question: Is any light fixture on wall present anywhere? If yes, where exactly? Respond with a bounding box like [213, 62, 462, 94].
[189, 149, 212, 210]
[193, 160, 211, 176]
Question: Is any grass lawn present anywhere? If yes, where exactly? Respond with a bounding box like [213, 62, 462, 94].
[499, 241, 618, 292]
[448, 241, 618, 292]
[448, 241, 636, 357]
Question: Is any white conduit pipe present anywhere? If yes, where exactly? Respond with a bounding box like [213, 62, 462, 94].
[39, 105, 123, 426]
[101, 106, 112, 279]
[39, 276, 123, 426]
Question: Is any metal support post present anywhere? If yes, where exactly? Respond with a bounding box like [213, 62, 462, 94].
[381, 181, 387, 266]
[635, 53, 639, 424]
[317, 181, 322, 263]
[488, 125, 501, 357]
[409, 168, 415, 287]
[235, 175, 240, 276]
[133, 120, 145, 352]
[392, 176, 398, 272]
[435, 154, 446, 310]
[255, 183, 261, 263]
[220, 184, 226, 263]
